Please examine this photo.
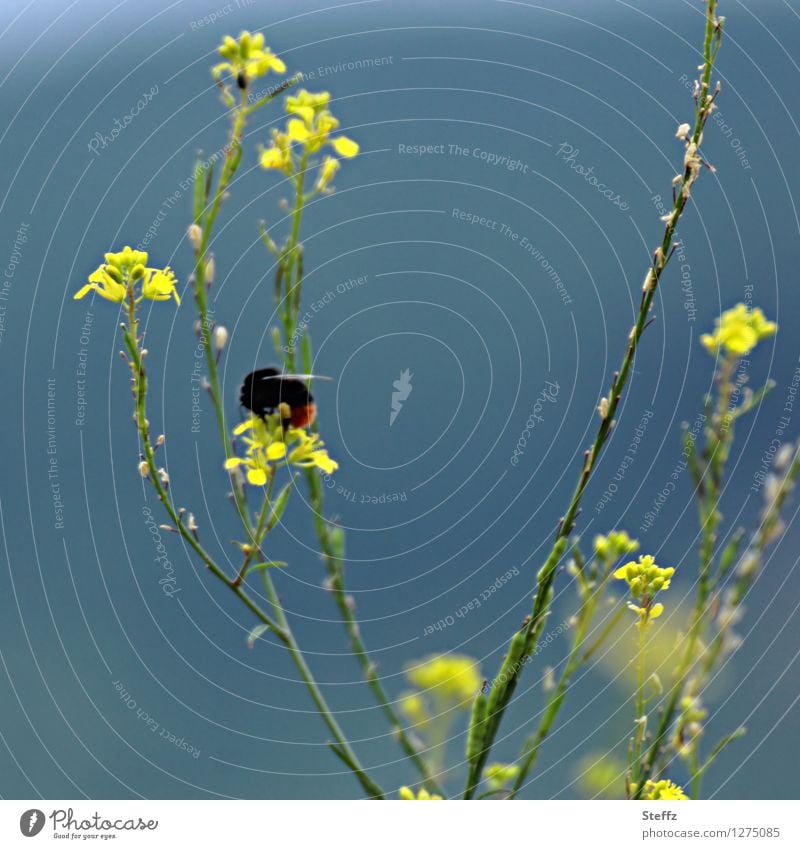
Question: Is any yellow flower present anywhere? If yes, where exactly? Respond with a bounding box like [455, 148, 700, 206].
[700, 303, 776, 358]
[141, 267, 180, 304]
[288, 429, 339, 474]
[405, 654, 481, 705]
[485, 763, 520, 791]
[286, 90, 330, 123]
[399, 692, 428, 727]
[74, 265, 126, 302]
[614, 554, 674, 628]
[74, 247, 180, 306]
[627, 601, 664, 622]
[638, 779, 689, 800]
[614, 555, 674, 598]
[315, 156, 340, 192]
[225, 415, 338, 485]
[398, 786, 442, 800]
[212, 31, 285, 86]
[260, 131, 292, 173]
[280, 89, 359, 157]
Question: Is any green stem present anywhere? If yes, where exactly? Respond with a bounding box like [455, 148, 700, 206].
[509, 562, 620, 798]
[509, 608, 590, 797]
[123, 298, 284, 638]
[635, 362, 739, 796]
[233, 474, 276, 587]
[306, 472, 446, 795]
[193, 93, 251, 530]
[258, 569, 385, 799]
[245, 73, 303, 116]
[268, 148, 444, 794]
[631, 618, 649, 788]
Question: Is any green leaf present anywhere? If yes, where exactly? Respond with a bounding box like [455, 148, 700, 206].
[204, 159, 215, 212]
[694, 726, 746, 781]
[247, 623, 270, 648]
[245, 561, 288, 577]
[229, 140, 243, 176]
[266, 480, 294, 532]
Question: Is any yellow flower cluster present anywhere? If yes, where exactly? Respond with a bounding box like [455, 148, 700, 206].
[594, 530, 639, 562]
[398, 786, 442, 800]
[614, 554, 675, 627]
[700, 304, 776, 358]
[405, 654, 482, 706]
[399, 654, 481, 756]
[260, 89, 359, 189]
[485, 762, 520, 791]
[638, 779, 689, 801]
[212, 31, 285, 86]
[225, 414, 338, 485]
[74, 246, 179, 305]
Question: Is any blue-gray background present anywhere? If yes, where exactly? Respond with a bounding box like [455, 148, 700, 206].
[1, 0, 799, 800]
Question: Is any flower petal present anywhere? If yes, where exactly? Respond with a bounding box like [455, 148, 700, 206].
[331, 135, 359, 158]
[267, 442, 287, 461]
[247, 467, 268, 486]
[287, 119, 311, 143]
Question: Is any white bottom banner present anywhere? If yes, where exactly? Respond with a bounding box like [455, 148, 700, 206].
[1, 800, 796, 847]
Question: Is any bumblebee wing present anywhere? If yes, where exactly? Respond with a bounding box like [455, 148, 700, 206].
[258, 373, 331, 381]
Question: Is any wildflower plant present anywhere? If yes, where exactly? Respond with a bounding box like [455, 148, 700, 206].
[76, 2, 799, 801]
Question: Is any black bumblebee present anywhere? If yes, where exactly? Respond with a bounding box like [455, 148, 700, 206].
[239, 367, 330, 428]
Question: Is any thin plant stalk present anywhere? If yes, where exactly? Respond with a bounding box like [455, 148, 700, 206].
[267, 153, 446, 795]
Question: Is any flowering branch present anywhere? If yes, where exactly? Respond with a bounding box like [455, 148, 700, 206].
[463, 0, 725, 799]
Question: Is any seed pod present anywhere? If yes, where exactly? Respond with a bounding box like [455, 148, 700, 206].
[466, 691, 488, 763]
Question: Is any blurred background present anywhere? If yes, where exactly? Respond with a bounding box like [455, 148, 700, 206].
[1, 0, 799, 800]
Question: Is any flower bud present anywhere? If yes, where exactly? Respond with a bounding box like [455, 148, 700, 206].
[105, 265, 124, 284]
[213, 325, 229, 353]
[774, 442, 795, 471]
[187, 223, 203, 251]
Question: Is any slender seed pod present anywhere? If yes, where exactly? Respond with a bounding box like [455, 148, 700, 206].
[466, 691, 488, 764]
[487, 629, 528, 719]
